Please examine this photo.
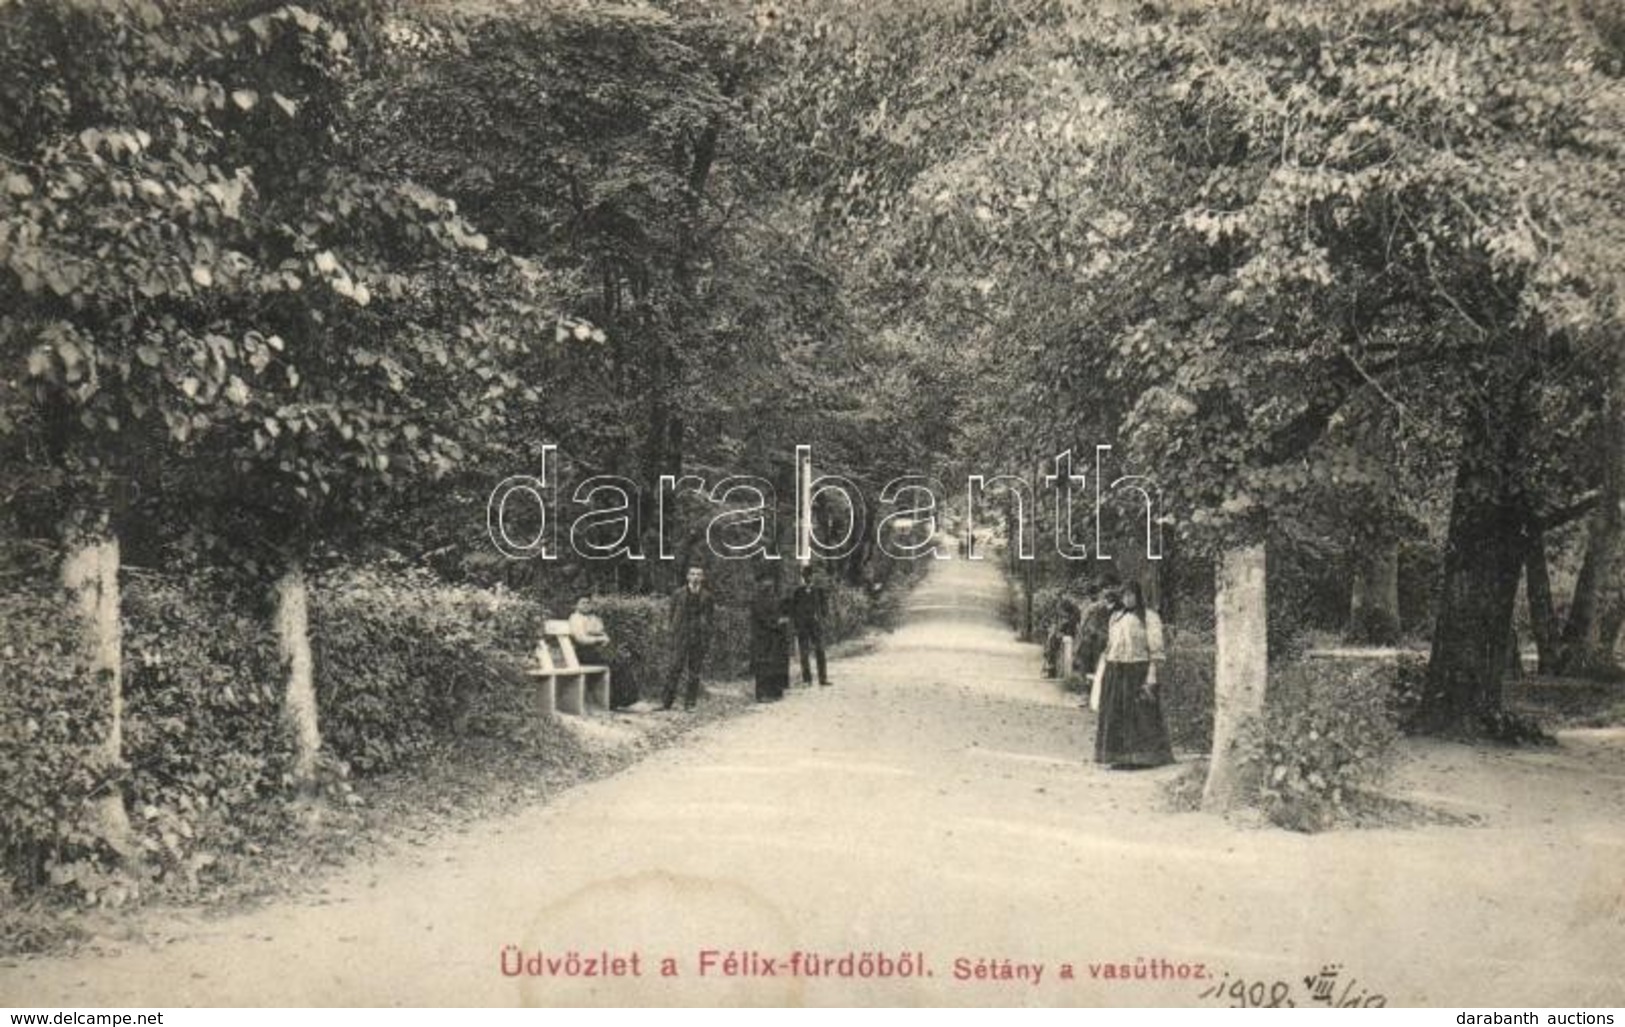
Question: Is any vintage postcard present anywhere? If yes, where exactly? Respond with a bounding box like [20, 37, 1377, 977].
[1, 0, 1622, 1010]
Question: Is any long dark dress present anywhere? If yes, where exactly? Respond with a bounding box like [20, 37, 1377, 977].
[576, 641, 639, 709]
[750, 595, 790, 702]
[1094, 660, 1175, 767]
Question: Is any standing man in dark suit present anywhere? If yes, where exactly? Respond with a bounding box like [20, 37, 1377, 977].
[664, 564, 715, 710]
[789, 564, 830, 687]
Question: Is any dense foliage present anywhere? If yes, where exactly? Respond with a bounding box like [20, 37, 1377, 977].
[0, 0, 938, 908]
[759, 0, 1625, 732]
[0, 588, 110, 896]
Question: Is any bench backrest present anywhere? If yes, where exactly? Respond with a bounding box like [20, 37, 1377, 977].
[539, 619, 582, 670]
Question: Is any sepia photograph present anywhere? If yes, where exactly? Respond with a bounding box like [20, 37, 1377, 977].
[1, 0, 1623, 1010]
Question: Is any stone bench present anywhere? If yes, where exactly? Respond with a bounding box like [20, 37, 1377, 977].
[528, 619, 612, 716]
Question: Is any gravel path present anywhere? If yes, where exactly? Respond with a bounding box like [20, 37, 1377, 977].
[2, 558, 1622, 1007]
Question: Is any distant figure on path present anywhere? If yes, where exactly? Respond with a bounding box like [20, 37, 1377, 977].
[664, 565, 715, 711]
[1073, 585, 1113, 678]
[750, 574, 791, 702]
[1094, 581, 1174, 769]
[1042, 598, 1080, 678]
[789, 564, 830, 686]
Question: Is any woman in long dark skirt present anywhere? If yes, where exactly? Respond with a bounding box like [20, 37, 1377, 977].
[568, 595, 639, 709]
[749, 575, 791, 702]
[1094, 581, 1174, 768]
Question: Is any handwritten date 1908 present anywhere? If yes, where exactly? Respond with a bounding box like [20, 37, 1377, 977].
[1197, 965, 1388, 1008]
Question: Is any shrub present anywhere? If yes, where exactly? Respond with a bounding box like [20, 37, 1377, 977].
[997, 578, 1020, 633]
[1161, 639, 1216, 753]
[1234, 659, 1401, 832]
[121, 572, 293, 896]
[825, 582, 877, 641]
[1009, 583, 1090, 641]
[3, 570, 298, 906]
[584, 593, 676, 702]
[1028, 586, 1073, 635]
[0, 586, 111, 897]
[1157, 643, 1424, 767]
[310, 566, 541, 774]
[1389, 654, 1428, 728]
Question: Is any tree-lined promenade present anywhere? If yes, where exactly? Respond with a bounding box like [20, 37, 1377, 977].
[2, 0, 1624, 1003]
[1, 558, 1620, 1006]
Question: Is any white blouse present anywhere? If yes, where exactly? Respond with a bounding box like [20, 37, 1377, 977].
[1103, 608, 1166, 664]
[568, 611, 607, 645]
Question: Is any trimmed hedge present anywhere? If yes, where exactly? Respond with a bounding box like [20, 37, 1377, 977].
[122, 573, 292, 899]
[311, 565, 541, 774]
[4, 572, 296, 906]
[1155, 643, 1406, 830]
[0, 586, 111, 897]
[1161, 640, 1217, 753]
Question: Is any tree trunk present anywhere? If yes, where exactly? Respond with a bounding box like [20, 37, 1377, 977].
[275, 561, 320, 788]
[637, 338, 680, 593]
[1157, 530, 1176, 627]
[1557, 348, 1625, 675]
[1421, 404, 1529, 733]
[1597, 595, 1625, 670]
[846, 495, 873, 586]
[1348, 538, 1401, 645]
[1203, 544, 1268, 812]
[1525, 530, 1559, 674]
[61, 518, 134, 856]
[1556, 510, 1623, 674]
[1580, 552, 1625, 676]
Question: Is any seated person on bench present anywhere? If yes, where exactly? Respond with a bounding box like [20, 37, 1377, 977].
[567, 595, 637, 709]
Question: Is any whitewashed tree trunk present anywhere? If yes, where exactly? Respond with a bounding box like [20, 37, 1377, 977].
[1203, 543, 1269, 811]
[61, 521, 133, 854]
[275, 561, 320, 788]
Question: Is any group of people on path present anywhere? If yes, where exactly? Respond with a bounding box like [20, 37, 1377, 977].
[745, 564, 832, 703]
[565, 563, 832, 713]
[568, 559, 1173, 771]
[1044, 580, 1176, 770]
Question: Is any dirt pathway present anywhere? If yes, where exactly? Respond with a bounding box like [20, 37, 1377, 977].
[2, 558, 1622, 1007]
